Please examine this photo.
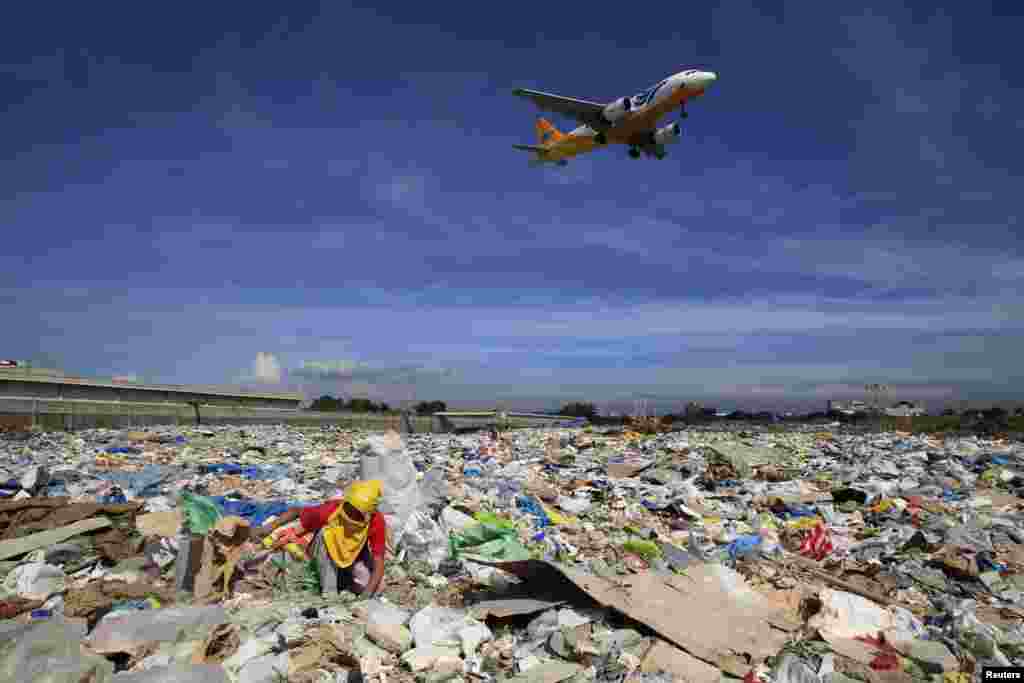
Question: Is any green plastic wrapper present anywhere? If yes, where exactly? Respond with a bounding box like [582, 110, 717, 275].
[622, 538, 662, 562]
[180, 491, 223, 534]
[472, 511, 517, 530]
[451, 522, 530, 561]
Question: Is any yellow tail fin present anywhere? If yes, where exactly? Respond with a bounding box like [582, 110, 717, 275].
[535, 118, 564, 146]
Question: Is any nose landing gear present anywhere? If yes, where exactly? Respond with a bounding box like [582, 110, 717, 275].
[628, 147, 641, 159]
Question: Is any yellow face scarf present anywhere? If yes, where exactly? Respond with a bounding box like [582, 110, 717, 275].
[323, 479, 382, 568]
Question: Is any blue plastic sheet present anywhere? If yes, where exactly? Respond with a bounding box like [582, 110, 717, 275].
[198, 463, 292, 481]
[95, 465, 173, 498]
[210, 497, 292, 527]
[776, 504, 817, 520]
[199, 463, 261, 478]
[726, 534, 762, 562]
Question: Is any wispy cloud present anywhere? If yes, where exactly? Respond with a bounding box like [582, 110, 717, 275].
[252, 352, 283, 383]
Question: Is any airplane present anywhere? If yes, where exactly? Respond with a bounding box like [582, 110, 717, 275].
[512, 68, 717, 164]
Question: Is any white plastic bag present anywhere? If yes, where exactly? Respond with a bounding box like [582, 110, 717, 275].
[409, 605, 473, 648]
[400, 510, 448, 570]
[89, 606, 228, 655]
[1, 619, 113, 683]
[1, 563, 65, 601]
[360, 433, 421, 546]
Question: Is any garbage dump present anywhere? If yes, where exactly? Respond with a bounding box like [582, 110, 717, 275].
[1, 422, 1023, 682]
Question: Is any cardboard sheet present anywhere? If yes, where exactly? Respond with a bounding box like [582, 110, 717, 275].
[467, 558, 799, 676]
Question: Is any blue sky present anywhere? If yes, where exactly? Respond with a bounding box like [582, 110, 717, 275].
[2, 1, 1022, 413]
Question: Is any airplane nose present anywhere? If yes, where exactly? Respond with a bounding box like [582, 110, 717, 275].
[700, 71, 717, 87]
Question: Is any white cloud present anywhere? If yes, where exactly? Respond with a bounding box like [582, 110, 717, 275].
[253, 352, 282, 383]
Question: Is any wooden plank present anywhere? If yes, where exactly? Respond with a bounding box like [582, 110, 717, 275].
[0, 517, 112, 561]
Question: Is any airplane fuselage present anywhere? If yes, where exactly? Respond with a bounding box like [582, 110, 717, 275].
[539, 69, 715, 161]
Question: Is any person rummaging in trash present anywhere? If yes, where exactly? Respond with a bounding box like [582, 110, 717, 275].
[257, 479, 386, 596]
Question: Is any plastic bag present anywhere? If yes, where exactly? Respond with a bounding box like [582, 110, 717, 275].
[400, 510, 448, 570]
[364, 599, 412, 627]
[515, 495, 550, 526]
[451, 522, 530, 562]
[1, 563, 65, 601]
[89, 606, 228, 654]
[419, 468, 448, 508]
[106, 664, 228, 683]
[0, 618, 114, 683]
[180, 491, 222, 535]
[725, 535, 763, 563]
[409, 605, 472, 648]
[473, 511, 516, 530]
[360, 434, 421, 546]
[799, 522, 834, 561]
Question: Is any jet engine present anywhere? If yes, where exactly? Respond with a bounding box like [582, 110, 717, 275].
[653, 122, 682, 146]
[601, 97, 632, 124]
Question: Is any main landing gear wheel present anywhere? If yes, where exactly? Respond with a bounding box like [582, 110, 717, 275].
[594, 131, 608, 145]
[655, 152, 666, 160]
[628, 147, 641, 159]
[680, 109, 689, 119]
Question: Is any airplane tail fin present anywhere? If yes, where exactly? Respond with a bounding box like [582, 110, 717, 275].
[535, 117, 564, 146]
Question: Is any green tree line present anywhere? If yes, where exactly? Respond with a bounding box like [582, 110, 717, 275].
[306, 396, 449, 415]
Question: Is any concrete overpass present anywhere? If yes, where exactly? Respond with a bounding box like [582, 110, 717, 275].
[0, 367, 303, 430]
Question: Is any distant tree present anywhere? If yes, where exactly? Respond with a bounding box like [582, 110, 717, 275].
[559, 402, 597, 419]
[380, 403, 390, 413]
[347, 398, 379, 413]
[983, 406, 1008, 421]
[310, 394, 344, 411]
[941, 408, 957, 416]
[415, 400, 447, 416]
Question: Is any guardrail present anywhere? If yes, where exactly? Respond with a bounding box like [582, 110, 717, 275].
[0, 369, 303, 402]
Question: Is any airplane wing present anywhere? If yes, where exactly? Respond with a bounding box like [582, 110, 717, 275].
[512, 144, 547, 152]
[512, 88, 607, 127]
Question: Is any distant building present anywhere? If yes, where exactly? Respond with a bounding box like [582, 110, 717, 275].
[885, 401, 926, 417]
[827, 400, 869, 415]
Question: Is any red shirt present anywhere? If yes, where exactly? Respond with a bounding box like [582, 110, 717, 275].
[300, 500, 387, 559]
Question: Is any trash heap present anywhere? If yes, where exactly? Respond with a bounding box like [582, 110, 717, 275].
[2, 423, 1024, 682]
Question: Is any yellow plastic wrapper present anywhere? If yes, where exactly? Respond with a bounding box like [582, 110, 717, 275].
[539, 502, 574, 526]
[786, 516, 823, 531]
[870, 499, 894, 513]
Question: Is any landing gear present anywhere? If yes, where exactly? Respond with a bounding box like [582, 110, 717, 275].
[628, 147, 641, 159]
[557, 159, 568, 166]
[594, 131, 608, 145]
[654, 151, 666, 160]
[680, 108, 689, 119]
